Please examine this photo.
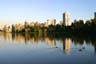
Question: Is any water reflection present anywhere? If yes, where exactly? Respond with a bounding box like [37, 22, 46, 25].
[1, 32, 96, 55]
[4, 33, 12, 41]
[0, 32, 96, 63]
[71, 37, 96, 54]
[63, 38, 71, 55]
[44, 37, 56, 47]
[91, 40, 96, 54]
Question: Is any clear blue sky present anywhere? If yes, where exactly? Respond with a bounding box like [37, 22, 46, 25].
[0, 0, 96, 28]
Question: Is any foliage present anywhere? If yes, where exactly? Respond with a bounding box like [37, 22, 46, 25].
[11, 18, 96, 36]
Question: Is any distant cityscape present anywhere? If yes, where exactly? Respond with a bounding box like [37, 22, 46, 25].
[0, 12, 96, 34]
[0, 12, 70, 33]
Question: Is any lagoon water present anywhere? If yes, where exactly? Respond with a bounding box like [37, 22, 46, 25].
[0, 32, 96, 64]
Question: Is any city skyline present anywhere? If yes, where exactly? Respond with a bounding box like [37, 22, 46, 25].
[0, 0, 96, 28]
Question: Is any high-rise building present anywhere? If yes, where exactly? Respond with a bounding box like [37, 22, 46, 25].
[30, 22, 35, 27]
[59, 21, 63, 25]
[46, 19, 56, 26]
[24, 21, 30, 33]
[47, 19, 51, 26]
[3, 25, 11, 33]
[44, 22, 48, 27]
[94, 12, 96, 18]
[12, 24, 15, 32]
[63, 12, 70, 26]
[51, 19, 56, 26]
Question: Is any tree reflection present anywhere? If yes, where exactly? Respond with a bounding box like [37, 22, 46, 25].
[1, 32, 96, 54]
[91, 39, 96, 54]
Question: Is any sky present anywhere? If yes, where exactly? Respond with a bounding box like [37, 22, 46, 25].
[0, 0, 96, 28]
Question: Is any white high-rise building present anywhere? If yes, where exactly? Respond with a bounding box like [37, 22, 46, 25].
[51, 19, 56, 26]
[3, 25, 11, 33]
[63, 12, 71, 26]
[47, 19, 51, 26]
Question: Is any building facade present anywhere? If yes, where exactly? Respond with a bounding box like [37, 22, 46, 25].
[63, 12, 70, 26]
[94, 12, 96, 19]
[4, 25, 11, 33]
[51, 19, 56, 26]
[47, 19, 51, 26]
[30, 22, 35, 27]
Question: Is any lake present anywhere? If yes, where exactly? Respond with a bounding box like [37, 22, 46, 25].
[0, 32, 96, 64]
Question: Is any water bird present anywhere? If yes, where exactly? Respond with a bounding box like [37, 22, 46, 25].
[78, 49, 82, 51]
[82, 47, 85, 49]
[56, 46, 58, 48]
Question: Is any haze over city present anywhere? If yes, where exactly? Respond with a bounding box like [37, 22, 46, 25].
[0, 0, 96, 29]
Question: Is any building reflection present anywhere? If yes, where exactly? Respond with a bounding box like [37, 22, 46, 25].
[4, 33, 12, 41]
[63, 38, 71, 55]
[0, 32, 4, 40]
[44, 37, 56, 47]
[15, 34, 25, 43]
[2, 32, 96, 55]
[24, 33, 31, 44]
[2, 33, 56, 47]
[0, 32, 3, 37]
[95, 47, 96, 55]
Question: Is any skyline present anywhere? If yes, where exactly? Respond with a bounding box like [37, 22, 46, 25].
[0, 0, 96, 28]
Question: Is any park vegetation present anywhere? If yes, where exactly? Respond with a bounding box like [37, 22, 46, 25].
[11, 18, 96, 37]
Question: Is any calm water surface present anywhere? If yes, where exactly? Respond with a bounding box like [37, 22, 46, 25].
[0, 32, 96, 64]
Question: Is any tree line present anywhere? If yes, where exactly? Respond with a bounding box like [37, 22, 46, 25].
[12, 18, 96, 36]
